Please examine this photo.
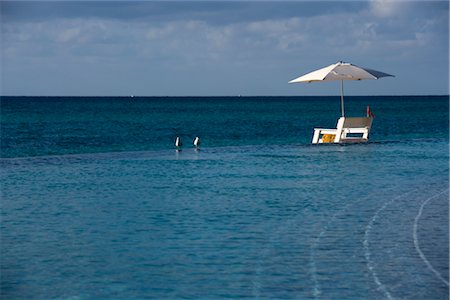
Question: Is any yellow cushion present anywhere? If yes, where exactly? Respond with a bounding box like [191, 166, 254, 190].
[322, 134, 336, 143]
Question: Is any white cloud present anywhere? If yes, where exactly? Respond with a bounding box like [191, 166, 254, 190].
[58, 27, 81, 42]
[145, 20, 234, 52]
[146, 23, 175, 40]
[370, 0, 403, 18]
[245, 18, 306, 51]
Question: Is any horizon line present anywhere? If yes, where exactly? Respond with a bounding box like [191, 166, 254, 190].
[1, 94, 449, 98]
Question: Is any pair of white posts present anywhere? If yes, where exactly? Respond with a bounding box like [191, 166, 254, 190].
[175, 136, 200, 148]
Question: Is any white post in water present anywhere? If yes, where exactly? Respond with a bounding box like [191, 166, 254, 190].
[340, 80, 345, 117]
[175, 136, 182, 150]
[193, 137, 200, 148]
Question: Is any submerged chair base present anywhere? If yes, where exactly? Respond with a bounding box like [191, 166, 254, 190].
[312, 117, 373, 144]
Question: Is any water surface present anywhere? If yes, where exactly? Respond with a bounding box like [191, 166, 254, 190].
[1, 96, 448, 299]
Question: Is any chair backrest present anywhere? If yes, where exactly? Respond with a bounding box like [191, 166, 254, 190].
[342, 117, 373, 129]
[334, 117, 373, 143]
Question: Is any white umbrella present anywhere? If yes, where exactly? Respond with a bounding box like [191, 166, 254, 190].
[289, 61, 394, 116]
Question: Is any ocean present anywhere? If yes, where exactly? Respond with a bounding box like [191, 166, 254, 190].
[1, 96, 448, 299]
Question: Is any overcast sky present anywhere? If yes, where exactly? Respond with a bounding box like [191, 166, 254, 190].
[1, 1, 448, 96]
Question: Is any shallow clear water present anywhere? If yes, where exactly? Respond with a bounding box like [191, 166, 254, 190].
[1, 96, 449, 299]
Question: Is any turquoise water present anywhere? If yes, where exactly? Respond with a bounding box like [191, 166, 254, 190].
[1, 96, 449, 299]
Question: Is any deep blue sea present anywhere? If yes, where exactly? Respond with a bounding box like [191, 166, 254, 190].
[1, 96, 449, 299]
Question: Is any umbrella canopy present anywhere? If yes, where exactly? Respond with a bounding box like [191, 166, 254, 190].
[289, 61, 394, 116]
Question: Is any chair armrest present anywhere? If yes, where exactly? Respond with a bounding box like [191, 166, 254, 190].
[314, 128, 337, 134]
[312, 128, 338, 144]
[343, 127, 369, 133]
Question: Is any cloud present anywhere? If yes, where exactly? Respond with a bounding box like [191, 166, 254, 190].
[58, 27, 81, 42]
[2, 3, 445, 62]
[370, 0, 403, 18]
[245, 18, 306, 51]
[1, 1, 448, 96]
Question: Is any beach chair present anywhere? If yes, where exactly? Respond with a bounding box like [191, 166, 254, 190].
[312, 117, 373, 144]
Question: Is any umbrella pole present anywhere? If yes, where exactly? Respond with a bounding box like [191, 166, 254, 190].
[340, 80, 345, 117]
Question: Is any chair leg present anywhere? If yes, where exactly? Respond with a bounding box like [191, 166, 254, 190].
[333, 132, 341, 143]
[362, 130, 369, 140]
[312, 130, 320, 144]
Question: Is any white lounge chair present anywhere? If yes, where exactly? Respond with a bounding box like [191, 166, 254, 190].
[312, 117, 373, 144]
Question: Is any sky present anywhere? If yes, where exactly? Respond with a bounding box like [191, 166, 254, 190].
[1, 1, 448, 96]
